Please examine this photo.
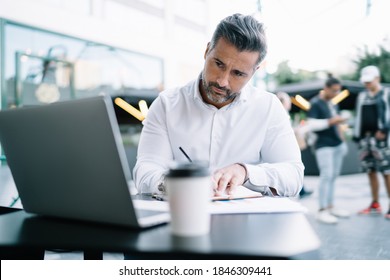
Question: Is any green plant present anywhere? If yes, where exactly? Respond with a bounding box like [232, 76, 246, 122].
[273, 60, 318, 86]
[352, 45, 390, 83]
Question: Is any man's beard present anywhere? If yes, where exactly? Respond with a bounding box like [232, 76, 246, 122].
[201, 77, 239, 105]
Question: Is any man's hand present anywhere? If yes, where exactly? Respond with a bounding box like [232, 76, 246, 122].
[328, 115, 347, 126]
[213, 164, 247, 195]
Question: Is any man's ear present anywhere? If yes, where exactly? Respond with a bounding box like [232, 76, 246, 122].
[251, 64, 260, 75]
[204, 42, 211, 59]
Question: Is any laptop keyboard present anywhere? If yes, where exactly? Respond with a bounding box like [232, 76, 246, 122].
[135, 208, 166, 218]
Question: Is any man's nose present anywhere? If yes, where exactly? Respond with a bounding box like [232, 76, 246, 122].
[216, 71, 229, 88]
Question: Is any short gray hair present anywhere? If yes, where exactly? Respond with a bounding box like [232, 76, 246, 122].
[209, 13, 267, 65]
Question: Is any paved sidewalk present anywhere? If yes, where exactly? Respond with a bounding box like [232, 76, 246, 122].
[300, 173, 390, 259]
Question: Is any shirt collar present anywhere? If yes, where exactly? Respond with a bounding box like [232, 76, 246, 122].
[193, 73, 204, 102]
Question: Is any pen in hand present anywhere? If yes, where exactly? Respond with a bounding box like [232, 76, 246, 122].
[179, 147, 221, 196]
[179, 146, 192, 162]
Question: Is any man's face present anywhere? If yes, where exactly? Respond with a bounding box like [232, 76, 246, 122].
[324, 84, 341, 100]
[200, 38, 260, 108]
[364, 77, 380, 92]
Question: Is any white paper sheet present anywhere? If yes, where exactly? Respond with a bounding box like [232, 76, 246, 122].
[134, 197, 307, 214]
[213, 185, 262, 201]
[209, 197, 307, 214]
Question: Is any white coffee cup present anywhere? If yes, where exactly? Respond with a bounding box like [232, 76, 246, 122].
[165, 162, 212, 237]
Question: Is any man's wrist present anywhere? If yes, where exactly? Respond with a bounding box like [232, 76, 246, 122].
[236, 163, 249, 184]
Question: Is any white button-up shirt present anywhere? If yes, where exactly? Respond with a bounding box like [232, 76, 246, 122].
[133, 77, 304, 196]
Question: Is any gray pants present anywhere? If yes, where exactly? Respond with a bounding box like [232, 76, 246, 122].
[315, 142, 347, 209]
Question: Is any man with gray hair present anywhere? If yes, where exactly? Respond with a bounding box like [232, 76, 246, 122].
[354, 65, 390, 219]
[134, 14, 304, 198]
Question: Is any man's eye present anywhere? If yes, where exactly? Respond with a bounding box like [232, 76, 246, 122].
[215, 60, 225, 68]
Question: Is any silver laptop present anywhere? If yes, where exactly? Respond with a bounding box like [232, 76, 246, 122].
[0, 95, 169, 228]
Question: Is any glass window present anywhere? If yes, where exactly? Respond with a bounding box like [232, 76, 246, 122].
[3, 22, 164, 108]
[1, 19, 163, 171]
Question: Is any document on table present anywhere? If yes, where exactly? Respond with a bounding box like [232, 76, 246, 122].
[134, 196, 307, 214]
[209, 197, 307, 214]
[151, 185, 262, 202]
[213, 185, 263, 201]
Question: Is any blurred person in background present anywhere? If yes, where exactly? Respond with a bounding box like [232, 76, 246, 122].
[353, 65, 390, 220]
[276, 91, 313, 198]
[306, 77, 349, 224]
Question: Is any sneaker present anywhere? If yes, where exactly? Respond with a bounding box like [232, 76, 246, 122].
[330, 208, 350, 218]
[316, 210, 338, 224]
[358, 202, 382, 215]
[385, 209, 390, 220]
